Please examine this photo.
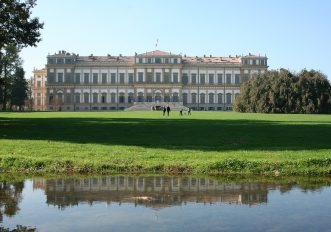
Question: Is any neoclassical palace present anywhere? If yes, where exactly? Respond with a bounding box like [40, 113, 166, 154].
[45, 50, 268, 111]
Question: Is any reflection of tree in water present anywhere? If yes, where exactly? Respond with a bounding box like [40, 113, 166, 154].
[0, 181, 24, 223]
[0, 225, 36, 232]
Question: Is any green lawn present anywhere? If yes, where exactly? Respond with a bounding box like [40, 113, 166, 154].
[0, 111, 331, 175]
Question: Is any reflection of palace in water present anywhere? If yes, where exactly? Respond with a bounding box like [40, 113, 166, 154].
[33, 176, 269, 209]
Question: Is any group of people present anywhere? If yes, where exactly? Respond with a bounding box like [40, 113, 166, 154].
[162, 105, 191, 116]
[162, 105, 171, 116]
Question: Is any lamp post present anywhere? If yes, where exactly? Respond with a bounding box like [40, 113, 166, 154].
[197, 66, 200, 111]
[116, 67, 119, 111]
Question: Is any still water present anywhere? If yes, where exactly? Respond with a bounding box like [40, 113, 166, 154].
[1, 175, 331, 232]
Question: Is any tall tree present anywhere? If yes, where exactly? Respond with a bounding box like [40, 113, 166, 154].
[234, 69, 331, 114]
[0, 0, 43, 110]
[11, 67, 27, 111]
[0, 45, 22, 110]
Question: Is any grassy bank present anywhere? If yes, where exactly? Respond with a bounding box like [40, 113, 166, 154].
[0, 111, 331, 175]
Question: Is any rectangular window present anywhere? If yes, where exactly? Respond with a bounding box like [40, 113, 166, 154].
[163, 72, 170, 83]
[128, 73, 134, 83]
[200, 74, 205, 84]
[173, 58, 178, 64]
[119, 73, 125, 84]
[138, 72, 144, 83]
[217, 74, 223, 84]
[75, 73, 80, 83]
[156, 72, 161, 83]
[111, 73, 116, 84]
[139, 58, 143, 63]
[155, 58, 161, 63]
[235, 74, 240, 84]
[191, 74, 197, 84]
[182, 73, 188, 85]
[146, 72, 153, 83]
[48, 73, 55, 83]
[93, 73, 98, 84]
[56, 58, 64, 64]
[243, 74, 249, 82]
[208, 74, 214, 84]
[102, 73, 107, 83]
[84, 73, 89, 84]
[58, 73, 63, 83]
[252, 60, 256, 65]
[165, 58, 169, 64]
[65, 73, 72, 83]
[226, 74, 231, 84]
[48, 58, 54, 64]
[37, 81, 41, 87]
[173, 73, 178, 83]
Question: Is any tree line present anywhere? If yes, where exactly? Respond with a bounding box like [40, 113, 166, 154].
[0, 0, 43, 111]
[234, 69, 331, 114]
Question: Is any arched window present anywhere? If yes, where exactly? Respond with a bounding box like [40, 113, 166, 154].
[209, 93, 214, 104]
[191, 93, 197, 104]
[155, 93, 161, 102]
[111, 93, 116, 103]
[84, 93, 89, 103]
[49, 95, 54, 104]
[101, 93, 107, 103]
[137, 92, 144, 102]
[164, 94, 170, 102]
[218, 93, 223, 104]
[84, 93, 90, 103]
[172, 93, 179, 102]
[119, 93, 125, 103]
[226, 93, 232, 104]
[146, 94, 152, 102]
[200, 93, 205, 104]
[128, 93, 134, 103]
[93, 93, 98, 103]
[182, 93, 188, 104]
[75, 93, 80, 103]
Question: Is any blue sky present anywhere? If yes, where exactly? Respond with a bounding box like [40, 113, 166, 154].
[21, 0, 331, 79]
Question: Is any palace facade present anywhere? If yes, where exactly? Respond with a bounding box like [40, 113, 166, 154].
[46, 50, 268, 111]
[32, 68, 47, 111]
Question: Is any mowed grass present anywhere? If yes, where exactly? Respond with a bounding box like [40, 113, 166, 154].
[0, 111, 331, 175]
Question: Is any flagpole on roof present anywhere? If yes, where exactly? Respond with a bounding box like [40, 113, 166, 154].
[155, 39, 158, 50]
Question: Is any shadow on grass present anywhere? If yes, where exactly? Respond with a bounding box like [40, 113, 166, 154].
[0, 117, 331, 151]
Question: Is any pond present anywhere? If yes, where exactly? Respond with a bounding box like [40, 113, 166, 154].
[1, 175, 331, 232]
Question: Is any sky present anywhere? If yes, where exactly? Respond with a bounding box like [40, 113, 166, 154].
[21, 0, 331, 80]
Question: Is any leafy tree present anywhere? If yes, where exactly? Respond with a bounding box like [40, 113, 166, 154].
[0, 0, 43, 110]
[234, 69, 331, 114]
[11, 67, 27, 111]
[0, 45, 22, 110]
[0, 0, 43, 58]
